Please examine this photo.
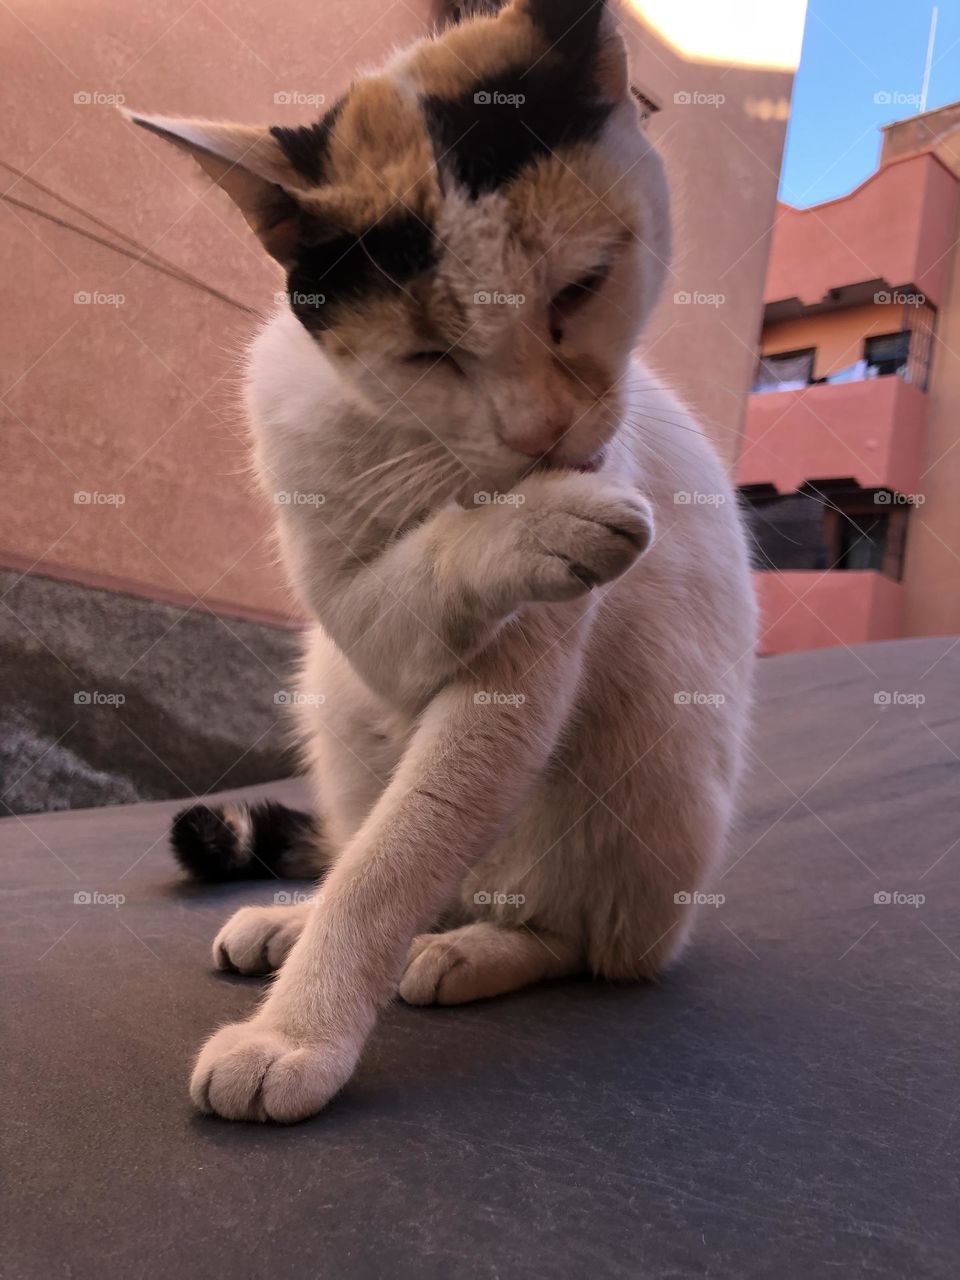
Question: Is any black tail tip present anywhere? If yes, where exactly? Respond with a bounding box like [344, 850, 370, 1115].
[170, 799, 321, 881]
[170, 803, 252, 882]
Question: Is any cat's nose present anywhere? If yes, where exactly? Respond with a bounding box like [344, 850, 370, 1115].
[506, 423, 569, 458]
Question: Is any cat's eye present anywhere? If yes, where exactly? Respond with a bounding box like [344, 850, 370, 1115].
[404, 349, 463, 374]
[549, 265, 609, 342]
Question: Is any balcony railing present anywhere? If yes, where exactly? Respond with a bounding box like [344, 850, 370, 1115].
[738, 374, 929, 497]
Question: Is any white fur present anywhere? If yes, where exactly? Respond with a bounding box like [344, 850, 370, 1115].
[185, 14, 756, 1124]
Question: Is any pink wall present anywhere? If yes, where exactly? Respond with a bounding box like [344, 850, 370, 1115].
[765, 153, 960, 309]
[754, 570, 904, 654]
[1, 0, 792, 620]
[738, 375, 928, 496]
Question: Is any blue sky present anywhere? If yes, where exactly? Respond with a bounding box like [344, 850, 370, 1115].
[780, 0, 960, 207]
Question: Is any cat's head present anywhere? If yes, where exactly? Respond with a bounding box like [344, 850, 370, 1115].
[127, 0, 669, 481]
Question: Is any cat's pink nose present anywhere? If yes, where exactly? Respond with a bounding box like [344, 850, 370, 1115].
[507, 424, 568, 458]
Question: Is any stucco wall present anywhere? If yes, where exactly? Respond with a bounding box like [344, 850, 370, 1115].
[2, 0, 798, 619]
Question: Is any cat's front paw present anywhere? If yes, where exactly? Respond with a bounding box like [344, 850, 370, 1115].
[212, 903, 310, 975]
[517, 474, 655, 601]
[190, 1018, 361, 1122]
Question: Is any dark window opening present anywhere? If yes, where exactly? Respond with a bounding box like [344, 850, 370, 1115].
[740, 483, 909, 579]
[865, 331, 910, 378]
[752, 348, 815, 393]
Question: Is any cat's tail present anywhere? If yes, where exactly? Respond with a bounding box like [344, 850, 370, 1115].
[170, 799, 329, 881]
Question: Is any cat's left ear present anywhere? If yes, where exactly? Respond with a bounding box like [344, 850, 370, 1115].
[522, 0, 629, 101]
[121, 111, 307, 265]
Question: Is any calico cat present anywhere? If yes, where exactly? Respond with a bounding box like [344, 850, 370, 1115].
[127, 0, 756, 1122]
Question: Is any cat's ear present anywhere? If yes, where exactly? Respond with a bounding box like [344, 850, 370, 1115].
[121, 111, 306, 265]
[521, 0, 629, 101]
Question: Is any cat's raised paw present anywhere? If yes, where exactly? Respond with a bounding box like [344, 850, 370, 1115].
[190, 1018, 360, 1122]
[516, 475, 655, 602]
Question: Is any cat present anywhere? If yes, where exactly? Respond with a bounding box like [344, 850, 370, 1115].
[126, 0, 757, 1123]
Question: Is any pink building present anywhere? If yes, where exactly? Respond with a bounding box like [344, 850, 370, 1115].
[737, 102, 960, 655]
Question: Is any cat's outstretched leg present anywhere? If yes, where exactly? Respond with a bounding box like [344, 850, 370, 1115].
[189, 605, 594, 1122]
[398, 922, 581, 1005]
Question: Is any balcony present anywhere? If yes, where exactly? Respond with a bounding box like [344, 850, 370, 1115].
[765, 152, 959, 313]
[738, 374, 928, 497]
[754, 570, 903, 655]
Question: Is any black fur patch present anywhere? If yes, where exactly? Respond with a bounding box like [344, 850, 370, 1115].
[270, 100, 344, 186]
[527, 0, 606, 57]
[171, 800, 318, 881]
[421, 56, 612, 198]
[286, 211, 439, 331]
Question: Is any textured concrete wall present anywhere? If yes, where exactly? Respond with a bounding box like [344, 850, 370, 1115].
[1, 570, 299, 815]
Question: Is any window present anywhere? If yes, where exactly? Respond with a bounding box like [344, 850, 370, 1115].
[752, 348, 815, 394]
[740, 484, 910, 579]
[865, 331, 910, 378]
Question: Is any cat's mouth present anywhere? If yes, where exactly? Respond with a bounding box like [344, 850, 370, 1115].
[534, 450, 604, 475]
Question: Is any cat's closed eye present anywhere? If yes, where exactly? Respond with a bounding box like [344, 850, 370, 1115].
[550, 265, 609, 343]
[404, 350, 463, 374]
